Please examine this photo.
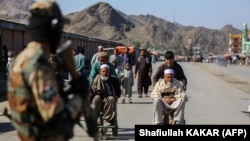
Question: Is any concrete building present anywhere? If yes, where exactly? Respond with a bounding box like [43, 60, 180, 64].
[228, 22, 250, 55]
[190, 46, 202, 57]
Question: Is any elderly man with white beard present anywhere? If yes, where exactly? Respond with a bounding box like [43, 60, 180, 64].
[90, 64, 121, 126]
[151, 69, 188, 125]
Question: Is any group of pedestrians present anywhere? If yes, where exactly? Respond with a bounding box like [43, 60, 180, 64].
[6, 35, 189, 129]
[89, 47, 134, 104]
[46, 38, 189, 127]
[93, 48, 188, 125]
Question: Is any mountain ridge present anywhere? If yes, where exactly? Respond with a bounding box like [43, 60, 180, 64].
[0, 0, 242, 55]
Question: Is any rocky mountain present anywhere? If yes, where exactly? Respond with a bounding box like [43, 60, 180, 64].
[64, 2, 134, 42]
[0, 0, 242, 55]
[0, 0, 33, 22]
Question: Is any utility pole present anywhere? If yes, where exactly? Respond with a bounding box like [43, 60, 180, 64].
[128, 25, 133, 46]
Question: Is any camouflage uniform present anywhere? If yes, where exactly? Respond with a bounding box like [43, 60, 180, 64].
[7, 1, 82, 141]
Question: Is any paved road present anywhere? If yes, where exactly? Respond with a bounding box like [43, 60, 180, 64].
[0, 62, 250, 141]
[184, 62, 250, 124]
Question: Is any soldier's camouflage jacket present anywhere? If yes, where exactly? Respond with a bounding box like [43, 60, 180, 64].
[7, 41, 65, 140]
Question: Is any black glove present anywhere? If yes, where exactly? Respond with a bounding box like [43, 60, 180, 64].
[46, 109, 75, 139]
[70, 73, 89, 99]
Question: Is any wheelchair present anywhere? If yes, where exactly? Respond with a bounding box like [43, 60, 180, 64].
[97, 102, 119, 139]
[161, 92, 187, 125]
[163, 112, 186, 125]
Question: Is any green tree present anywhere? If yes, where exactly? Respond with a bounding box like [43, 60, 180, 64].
[133, 41, 141, 48]
[144, 41, 152, 49]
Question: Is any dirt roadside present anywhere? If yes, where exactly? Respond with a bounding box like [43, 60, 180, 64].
[194, 63, 250, 95]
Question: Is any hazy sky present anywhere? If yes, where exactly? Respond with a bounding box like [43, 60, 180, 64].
[56, 0, 250, 30]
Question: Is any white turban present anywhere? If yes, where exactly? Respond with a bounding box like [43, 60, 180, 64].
[164, 69, 174, 74]
[100, 64, 109, 69]
[98, 46, 103, 49]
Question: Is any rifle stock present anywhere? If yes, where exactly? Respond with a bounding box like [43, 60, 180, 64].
[56, 40, 79, 80]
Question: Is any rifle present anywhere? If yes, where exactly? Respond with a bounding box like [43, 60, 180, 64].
[56, 40, 98, 138]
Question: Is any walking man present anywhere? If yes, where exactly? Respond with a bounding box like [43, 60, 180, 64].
[74, 46, 86, 75]
[91, 45, 103, 65]
[153, 51, 187, 91]
[134, 49, 152, 98]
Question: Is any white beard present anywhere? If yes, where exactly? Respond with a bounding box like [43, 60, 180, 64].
[165, 81, 173, 87]
[100, 76, 109, 81]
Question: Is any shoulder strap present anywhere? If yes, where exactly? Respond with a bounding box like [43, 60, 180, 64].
[21, 48, 43, 97]
[23, 48, 43, 81]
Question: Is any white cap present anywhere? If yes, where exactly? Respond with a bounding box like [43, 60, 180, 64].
[164, 69, 174, 74]
[98, 46, 103, 49]
[100, 64, 109, 69]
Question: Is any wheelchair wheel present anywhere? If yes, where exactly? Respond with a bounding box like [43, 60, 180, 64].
[100, 128, 108, 136]
[112, 123, 118, 136]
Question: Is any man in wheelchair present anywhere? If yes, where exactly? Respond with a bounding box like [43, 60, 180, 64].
[90, 64, 121, 126]
[151, 69, 188, 125]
